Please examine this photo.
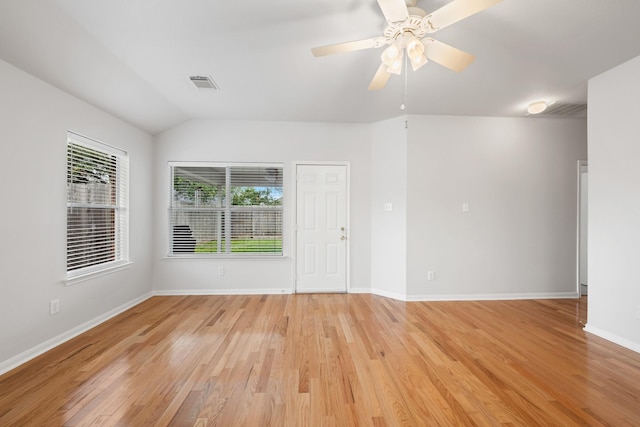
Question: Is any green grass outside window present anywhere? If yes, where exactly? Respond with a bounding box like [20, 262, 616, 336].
[195, 239, 282, 253]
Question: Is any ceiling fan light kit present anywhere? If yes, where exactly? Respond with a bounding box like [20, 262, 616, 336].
[383, 45, 404, 74]
[381, 44, 401, 66]
[406, 36, 428, 71]
[311, 0, 504, 90]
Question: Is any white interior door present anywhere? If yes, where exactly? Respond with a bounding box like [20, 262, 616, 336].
[296, 164, 348, 293]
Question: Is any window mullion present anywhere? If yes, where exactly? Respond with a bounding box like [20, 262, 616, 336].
[225, 166, 231, 254]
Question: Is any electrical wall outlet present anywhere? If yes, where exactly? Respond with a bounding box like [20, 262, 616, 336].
[218, 266, 224, 276]
[427, 271, 435, 281]
[50, 299, 60, 315]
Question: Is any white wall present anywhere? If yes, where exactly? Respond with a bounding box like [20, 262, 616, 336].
[152, 120, 372, 294]
[370, 117, 408, 299]
[0, 59, 154, 371]
[587, 54, 640, 352]
[0, 55, 600, 372]
[405, 115, 587, 300]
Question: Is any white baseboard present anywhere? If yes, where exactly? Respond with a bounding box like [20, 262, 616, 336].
[154, 288, 292, 296]
[348, 287, 372, 294]
[369, 288, 408, 301]
[360, 289, 577, 302]
[129, 289, 579, 302]
[583, 325, 640, 354]
[0, 292, 153, 376]
[405, 291, 578, 302]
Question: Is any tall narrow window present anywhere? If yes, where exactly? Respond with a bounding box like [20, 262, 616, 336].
[169, 163, 283, 256]
[67, 133, 129, 276]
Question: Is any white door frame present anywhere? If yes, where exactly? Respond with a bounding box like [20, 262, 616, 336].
[576, 159, 588, 299]
[293, 161, 351, 293]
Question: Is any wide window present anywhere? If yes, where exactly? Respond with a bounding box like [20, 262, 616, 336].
[169, 163, 283, 256]
[66, 133, 129, 276]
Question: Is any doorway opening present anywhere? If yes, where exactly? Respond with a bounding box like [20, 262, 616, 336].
[577, 160, 588, 326]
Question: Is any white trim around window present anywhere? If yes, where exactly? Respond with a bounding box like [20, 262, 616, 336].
[168, 161, 283, 258]
[66, 132, 129, 281]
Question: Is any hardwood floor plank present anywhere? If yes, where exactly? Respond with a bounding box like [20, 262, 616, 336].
[1, 295, 640, 426]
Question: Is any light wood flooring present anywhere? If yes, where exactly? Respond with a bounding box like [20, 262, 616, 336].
[1, 294, 640, 426]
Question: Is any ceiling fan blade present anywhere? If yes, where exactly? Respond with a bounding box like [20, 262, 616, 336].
[311, 37, 386, 57]
[368, 63, 391, 90]
[377, 0, 409, 23]
[422, 38, 475, 72]
[426, 0, 503, 31]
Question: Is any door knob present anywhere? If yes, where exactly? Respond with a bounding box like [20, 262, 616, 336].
[341, 236, 346, 240]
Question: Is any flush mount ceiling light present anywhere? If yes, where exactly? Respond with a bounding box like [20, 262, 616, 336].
[311, 0, 504, 90]
[527, 101, 548, 115]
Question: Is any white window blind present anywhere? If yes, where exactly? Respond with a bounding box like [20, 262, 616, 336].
[67, 133, 129, 275]
[169, 163, 283, 256]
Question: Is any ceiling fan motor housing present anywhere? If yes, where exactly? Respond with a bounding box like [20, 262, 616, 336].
[383, 14, 435, 47]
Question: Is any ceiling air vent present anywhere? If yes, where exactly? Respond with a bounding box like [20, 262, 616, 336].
[188, 75, 219, 90]
[539, 103, 587, 117]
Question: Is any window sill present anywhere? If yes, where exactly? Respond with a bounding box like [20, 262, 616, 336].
[162, 255, 288, 261]
[65, 261, 133, 286]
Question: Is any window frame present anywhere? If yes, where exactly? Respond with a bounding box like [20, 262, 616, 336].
[66, 132, 129, 282]
[168, 161, 284, 258]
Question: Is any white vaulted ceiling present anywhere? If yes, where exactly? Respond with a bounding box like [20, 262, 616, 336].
[1, 0, 640, 134]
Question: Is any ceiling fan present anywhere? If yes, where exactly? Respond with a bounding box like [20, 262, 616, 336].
[311, 0, 503, 90]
